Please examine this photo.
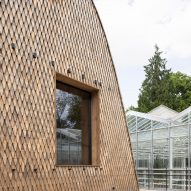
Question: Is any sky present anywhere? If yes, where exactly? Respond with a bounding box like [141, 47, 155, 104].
[94, 0, 191, 109]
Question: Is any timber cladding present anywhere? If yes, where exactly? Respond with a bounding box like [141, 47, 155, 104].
[0, 0, 139, 191]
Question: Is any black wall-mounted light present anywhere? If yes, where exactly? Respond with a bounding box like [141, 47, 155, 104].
[33, 52, 37, 59]
[50, 61, 54, 67]
[67, 68, 71, 74]
[82, 73, 85, 80]
[94, 80, 98, 86]
[11, 43, 16, 50]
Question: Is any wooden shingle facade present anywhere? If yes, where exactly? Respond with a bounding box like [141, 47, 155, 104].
[1, 0, 139, 190]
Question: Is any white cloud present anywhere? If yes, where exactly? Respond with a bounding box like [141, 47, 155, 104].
[94, 0, 191, 108]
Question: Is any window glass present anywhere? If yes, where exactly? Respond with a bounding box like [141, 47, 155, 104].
[56, 81, 91, 165]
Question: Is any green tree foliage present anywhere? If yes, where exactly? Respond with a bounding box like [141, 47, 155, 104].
[56, 90, 81, 129]
[169, 72, 191, 112]
[137, 45, 171, 112]
[135, 45, 191, 112]
[67, 96, 81, 129]
[126, 105, 137, 113]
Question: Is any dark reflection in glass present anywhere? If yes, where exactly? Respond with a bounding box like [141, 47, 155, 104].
[56, 81, 91, 165]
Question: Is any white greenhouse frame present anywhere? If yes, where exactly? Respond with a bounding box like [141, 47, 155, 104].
[127, 106, 191, 190]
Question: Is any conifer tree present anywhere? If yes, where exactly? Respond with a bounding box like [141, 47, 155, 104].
[137, 45, 171, 112]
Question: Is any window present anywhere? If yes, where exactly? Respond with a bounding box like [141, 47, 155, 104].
[56, 81, 92, 165]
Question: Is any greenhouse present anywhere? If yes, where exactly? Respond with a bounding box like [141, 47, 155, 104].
[127, 105, 191, 190]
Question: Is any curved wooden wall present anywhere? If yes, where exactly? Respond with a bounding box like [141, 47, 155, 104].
[0, 0, 139, 190]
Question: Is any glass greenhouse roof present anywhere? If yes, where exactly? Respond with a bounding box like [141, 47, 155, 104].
[127, 105, 191, 133]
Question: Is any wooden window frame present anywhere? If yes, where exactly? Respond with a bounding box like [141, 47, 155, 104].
[55, 73, 100, 166]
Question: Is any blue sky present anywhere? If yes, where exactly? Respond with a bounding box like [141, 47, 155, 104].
[94, 0, 191, 109]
